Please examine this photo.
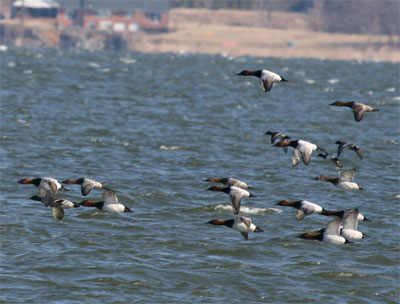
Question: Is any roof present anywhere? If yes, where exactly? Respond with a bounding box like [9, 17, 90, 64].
[57, 0, 169, 13]
[13, 0, 60, 8]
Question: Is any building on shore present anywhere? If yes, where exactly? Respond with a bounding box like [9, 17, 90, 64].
[11, 0, 60, 18]
[57, 0, 169, 33]
[7, 0, 169, 32]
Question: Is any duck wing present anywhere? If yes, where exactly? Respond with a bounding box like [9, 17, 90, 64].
[103, 189, 119, 205]
[81, 181, 95, 196]
[51, 207, 65, 221]
[343, 209, 359, 230]
[242, 216, 252, 228]
[261, 78, 273, 92]
[230, 193, 241, 215]
[325, 219, 341, 236]
[296, 209, 306, 220]
[292, 149, 302, 167]
[300, 145, 314, 165]
[40, 190, 54, 207]
[337, 142, 350, 157]
[339, 169, 356, 182]
[352, 146, 363, 159]
[352, 103, 366, 122]
[332, 156, 343, 168]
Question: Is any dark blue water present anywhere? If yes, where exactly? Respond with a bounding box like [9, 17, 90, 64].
[1, 48, 399, 303]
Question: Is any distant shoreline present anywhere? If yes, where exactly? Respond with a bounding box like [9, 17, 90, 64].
[1, 8, 399, 63]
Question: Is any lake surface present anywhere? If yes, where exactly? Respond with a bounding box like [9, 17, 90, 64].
[1, 48, 399, 303]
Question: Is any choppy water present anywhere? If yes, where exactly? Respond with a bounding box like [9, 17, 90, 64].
[1, 48, 399, 303]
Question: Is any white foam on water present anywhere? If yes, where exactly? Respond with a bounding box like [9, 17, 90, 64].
[160, 145, 180, 150]
[328, 78, 339, 84]
[214, 204, 282, 215]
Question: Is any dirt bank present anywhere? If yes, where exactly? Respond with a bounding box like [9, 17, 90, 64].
[128, 8, 399, 62]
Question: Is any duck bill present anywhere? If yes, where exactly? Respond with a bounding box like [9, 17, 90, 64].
[254, 226, 263, 233]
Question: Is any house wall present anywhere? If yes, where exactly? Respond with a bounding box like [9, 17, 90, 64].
[58, 9, 169, 32]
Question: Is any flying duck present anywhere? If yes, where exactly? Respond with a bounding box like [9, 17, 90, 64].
[29, 194, 79, 221]
[274, 139, 327, 167]
[62, 177, 108, 196]
[335, 141, 363, 159]
[18, 177, 68, 197]
[206, 216, 263, 240]
[204, 177, 252, 189]
[207, 185, 256, 215]
[299, 220, 350, 245]
[80, 189, 133, 213]
[236, 69, 288, 92]
[314, 168, 364, 190]
[330, 101, 379, 122]
[277, 200, 324, 220]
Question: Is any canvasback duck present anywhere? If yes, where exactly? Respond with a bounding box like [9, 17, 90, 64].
[207, 216, 263, 240]
[29, 194, 79, 221]
[62, 177, 108, 196]
[321, 209, 370, 222]
[340, 209, 365, 241]
[207, 185, 256, 215]
[299, 220, 350, 245]
[274, 139, 326, 167]
[18, 177, 68, 197]
[265, 131, 291, 144]
[335, 141, 363, 159]
[80, 189, 133, 213]
[317, 151, 343, 168]
[204, 177, 252, 189]
[314, 168, 364, 190]
[330, 101, 379, 122]
[265, 131, 290, 153]
[236, 69, 288, 92]
[277, 200, 324, 220]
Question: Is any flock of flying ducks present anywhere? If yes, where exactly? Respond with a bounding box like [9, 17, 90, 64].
[17, 68, 379, 245]
[203, 68, 378, 244]
[18, 177, 132, 220]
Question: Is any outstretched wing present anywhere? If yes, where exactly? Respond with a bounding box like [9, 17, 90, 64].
[261, 79, 273, 92]
[300, 145, 314, 165]
[337, 142, 349, 157]
[352, 103, 366, 122]
[40, 190, 54, 207]
[230, 194, 241, 215]
[353, 147, 363, 160]
[339, 169, 356, 182]
[292, 149, 301, 167]
[240, 232, 249, 240]
[82, 183, 94, 196]
[103, 189, 119, 205]
[296, 209, 306, 220]
[325, 220, 341, 236]
[343, 209, 359, 230]
[240, 216, 252, 229]
[51, 207, 65, 221]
